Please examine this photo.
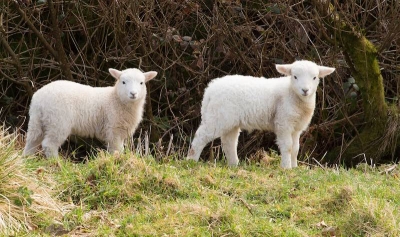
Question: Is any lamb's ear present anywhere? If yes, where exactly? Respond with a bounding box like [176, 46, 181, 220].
[143, 71, 158, 82]
[318, 66, 335, 78]
[109, 68, 122, 80]
[275, 64, 292, 76]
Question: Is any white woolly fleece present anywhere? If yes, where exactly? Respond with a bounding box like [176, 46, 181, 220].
[23, 68, 157, 158]
[187, 60, 335, 169]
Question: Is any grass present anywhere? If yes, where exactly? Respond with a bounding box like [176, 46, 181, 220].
[1, 127, 400, 236]
[0, 127, 70, 236]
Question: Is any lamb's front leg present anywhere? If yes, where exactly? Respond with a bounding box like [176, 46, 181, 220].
[276, 130, 293, 169]
[291, 131, 301, 168]
[106, 136, 124, 155]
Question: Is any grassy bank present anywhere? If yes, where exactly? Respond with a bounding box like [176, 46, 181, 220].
[1, 128, 399, 236]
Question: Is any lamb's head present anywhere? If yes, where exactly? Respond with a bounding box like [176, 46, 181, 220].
[109, 68, 157, 103]
[276, 60, 335, 99]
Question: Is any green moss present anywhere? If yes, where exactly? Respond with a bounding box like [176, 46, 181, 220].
[320, 3, 397, 164]
[339, 29, 388, 122]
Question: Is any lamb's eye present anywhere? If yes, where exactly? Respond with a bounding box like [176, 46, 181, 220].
[140, 82, 143, 85]
[294, 76, 297, 79]
[122, 81, 126, 85]
[313, 77, 317, 80]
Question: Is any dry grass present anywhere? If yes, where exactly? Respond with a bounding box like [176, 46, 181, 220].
[0, 126, 72, 235]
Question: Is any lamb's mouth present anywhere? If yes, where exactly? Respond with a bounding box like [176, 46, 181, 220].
[130, 95, 137, 99]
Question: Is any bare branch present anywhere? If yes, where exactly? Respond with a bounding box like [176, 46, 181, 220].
[47, 0, 73, 81]
[11, 0, 59, 60]
[0, 13, 33, 97]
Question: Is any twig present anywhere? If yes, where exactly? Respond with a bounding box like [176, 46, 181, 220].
[166, 134, 173, 157]
[379, 164, 397, 175]
[0, 13, 33, 96]
[11, 0, 58, 59]
[48, 0, 73, 81]
[312, 158, 326, 170]
[238, 198, 254, 216]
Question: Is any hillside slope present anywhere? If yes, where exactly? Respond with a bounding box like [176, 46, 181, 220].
[1, 128, 399, 236]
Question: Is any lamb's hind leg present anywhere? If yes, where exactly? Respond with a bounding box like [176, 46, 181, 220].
[41, 127, 69, 158]
[221, 127, 240, 166]
[23, 131, 44, 156]
[23, 114, 44, 156]
[187, 123, 221, 162]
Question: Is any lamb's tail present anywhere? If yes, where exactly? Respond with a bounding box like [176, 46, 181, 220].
[23, 109, 44, 156]
[200, 95, 210, 117]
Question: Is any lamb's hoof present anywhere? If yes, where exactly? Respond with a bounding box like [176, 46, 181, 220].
[186, 148, 199, 162]
[227, 161, 239, 167]
[22, 151, 32, 157]
[187, 148, 195, 157]
[186, 156, 196, 162]
[113, 150, 121, 158]
[43, 147, 59, 159]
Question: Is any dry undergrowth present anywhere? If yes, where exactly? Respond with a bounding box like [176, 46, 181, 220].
[0, 126, 72, 235]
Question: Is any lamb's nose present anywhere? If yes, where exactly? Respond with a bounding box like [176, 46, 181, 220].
[130, 92, 137, 98]
[302, 89, 309, 93]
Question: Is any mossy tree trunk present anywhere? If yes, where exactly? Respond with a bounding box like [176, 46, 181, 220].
[314, 1, 399, 165]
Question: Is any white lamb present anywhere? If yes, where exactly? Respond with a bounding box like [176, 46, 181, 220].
[23, 68, 157, 158]
[187, 60, 335, 169]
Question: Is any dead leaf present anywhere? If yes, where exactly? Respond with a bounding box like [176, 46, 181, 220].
[316, 221, 337, 236]
[255, 25, 264, 32]
[36, 167, 46, 175]
[190, 40, 201, 51]
[261, 153, 276, 165]
[172, 35, 182, 42]
[315, 220, 328, 228]
[195, 56, 204, 69]
[268, 173, 274, 178]
[45, 223, 69, 236]
[322, 226, 337, 236]
[180, 41, 189, 49]
[182, 36, 192, 41]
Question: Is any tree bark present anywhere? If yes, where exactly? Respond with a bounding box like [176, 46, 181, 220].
[313, 1, 399, 165]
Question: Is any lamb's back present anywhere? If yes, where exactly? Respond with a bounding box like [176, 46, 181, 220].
[32, 80, 112, 106]
[201, 75, 290, 131]
[30, 80, 114, 138]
